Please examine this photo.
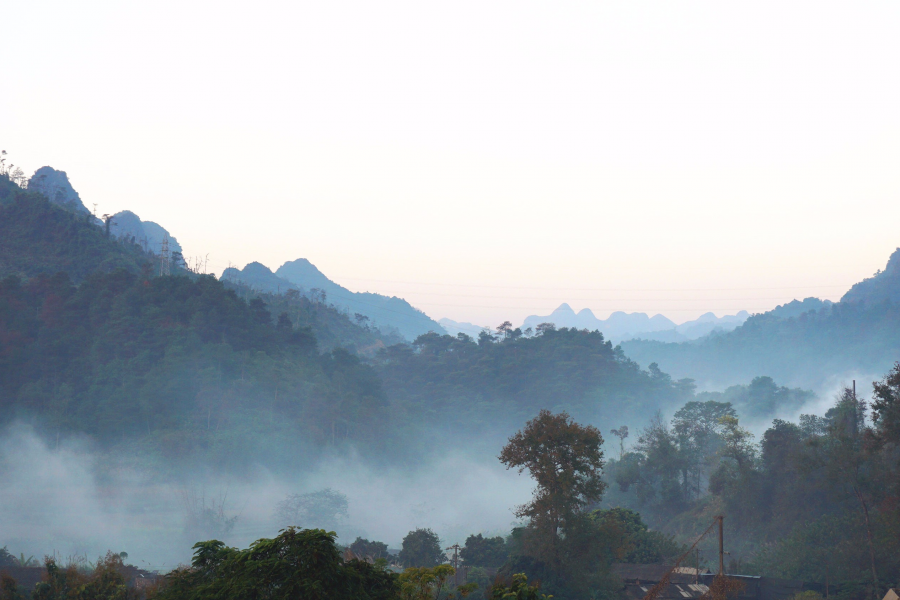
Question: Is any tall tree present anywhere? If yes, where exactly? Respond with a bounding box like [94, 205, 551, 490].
[499, 410, 605, 568]
[398, 529, 445, 568]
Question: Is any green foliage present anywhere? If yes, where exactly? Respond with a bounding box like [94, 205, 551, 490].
[488, 573, 551, 600]
[605, 369, 900, 592]
[0, 186, 150, 283]
[499, 410, 606, 542]
[225, 283, 404, 354]
[1, 573, 25, 600]
[399, 529, 445, 568]
[0, 548, 16, 568]
[398, 565, 477, 600]
[620, 299, 900, 391]
[32, 553, 135, 600]
[499, 413, 618, 600]
[375, 328, 695, 452]
[589, 508, 681, 564]
[157, 528, 398, 600]
[349, 538, 392, 561]
[460, 534, 507, 568]
[0, 270, 394, 467]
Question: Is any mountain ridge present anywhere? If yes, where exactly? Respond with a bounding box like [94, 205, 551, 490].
[222, 259, 446, 341]
[520, 304, 747, 343]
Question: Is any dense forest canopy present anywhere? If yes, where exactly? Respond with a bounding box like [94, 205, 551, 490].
[2, 167, 900, 600]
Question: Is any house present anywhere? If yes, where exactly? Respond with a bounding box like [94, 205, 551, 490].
[613, 564, 806, 600]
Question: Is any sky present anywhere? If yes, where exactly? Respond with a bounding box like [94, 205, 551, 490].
[3, 1, 900, 326]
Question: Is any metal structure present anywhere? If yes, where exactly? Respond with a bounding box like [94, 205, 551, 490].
[642, 516, 731, 600]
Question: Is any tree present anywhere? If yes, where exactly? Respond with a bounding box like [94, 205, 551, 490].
[349, 537, 391, 561]
[399, 529, 445, 568]
[488, 573, 550, 600]
[610, 425, 629, 460]
[717, 414, 756, 470]
[157, 528, 397, 600]
[817, 387, 880, 595]
[398, 565, 476, 600]
[499, 410, 605, 567]
[872, 362, 900, 447]
[672, 401, 733, 499]
[590, 508, 681, 564]
[460, 534, 507, 568]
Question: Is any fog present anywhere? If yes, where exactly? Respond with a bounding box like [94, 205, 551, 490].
[0, 422, 534, 571]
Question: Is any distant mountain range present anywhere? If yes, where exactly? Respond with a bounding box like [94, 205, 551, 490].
[438, 318, 489, 338]
[620, 247, 900, 389]
[519, 304, 749, 343]
[221, 260, 445, 341]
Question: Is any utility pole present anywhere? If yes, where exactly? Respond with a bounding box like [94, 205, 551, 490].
[445, 544, 461, 569]
[717, 515, 724, 576]
[445, 543, 462, 586]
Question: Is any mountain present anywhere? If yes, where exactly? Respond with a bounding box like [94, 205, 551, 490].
[27, 167, 90, 215]
[522, 304, 676, 341]
[674, 310, 749, 339]
[0, 176, 150, 282]
[767, 297, 832, 319]
[438, 318, 489, 338]
[521, 304, 750, 343]
[110, 210, 182, 255]
[841, 247, 900, 306]
[274, 258, 445, 341]
[619, 247, 900, 389]
[221, 262, 298, 295]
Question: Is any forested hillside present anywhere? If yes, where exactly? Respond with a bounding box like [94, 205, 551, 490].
[0, 182, 150, 282]
[379, 326, 693, 452]
[601, 366, 900, 591]
[621, 252, 900, 389]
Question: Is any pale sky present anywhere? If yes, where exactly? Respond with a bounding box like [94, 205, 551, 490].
[4, 1, 899, 326]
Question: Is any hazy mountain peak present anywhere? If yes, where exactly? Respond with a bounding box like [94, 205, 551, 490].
[553, 303, 575, 314]
[110, 210, 182, 255]
[27, 166, 89, 214]
[649, 314, 677, 328]
[221, 262, 296, 295]
[272, 258, 445, 340]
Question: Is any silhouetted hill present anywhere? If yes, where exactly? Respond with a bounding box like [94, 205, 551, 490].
[27, 167, 90, 215]
[222, 262, 296, 295]
[521, 304, 747, 343]
[841, 247, 900, 306]
[110, 210, 182, 255]
[275, 259, 446, 341]
[220, 270, 404, 353]
[0, 179, 150, 282]
[619, 248, 900, 389]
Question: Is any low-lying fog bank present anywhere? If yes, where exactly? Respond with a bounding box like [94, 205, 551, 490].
[0, 422, 534, 571]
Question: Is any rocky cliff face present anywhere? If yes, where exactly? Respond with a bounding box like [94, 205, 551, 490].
[27, 167, 90, 214]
